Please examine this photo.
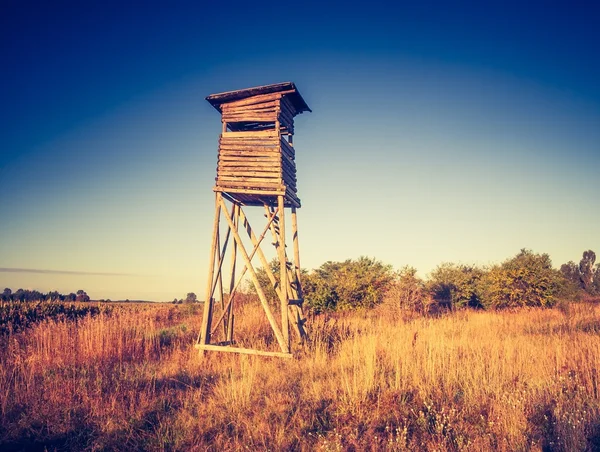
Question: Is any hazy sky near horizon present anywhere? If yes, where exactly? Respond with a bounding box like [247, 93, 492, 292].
[1, 1, 599, 300]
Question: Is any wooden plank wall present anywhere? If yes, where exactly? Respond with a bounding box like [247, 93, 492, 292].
[215, 93, 299, 206]
[216, 130, 284, 192]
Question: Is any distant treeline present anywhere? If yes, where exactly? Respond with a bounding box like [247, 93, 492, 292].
[0, 289, 200, 305]
[1, 288, 90, 303]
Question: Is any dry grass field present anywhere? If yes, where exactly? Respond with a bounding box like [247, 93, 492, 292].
[1, 301, 599, 451]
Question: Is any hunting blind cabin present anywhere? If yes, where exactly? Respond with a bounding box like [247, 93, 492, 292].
[196, 82, 311, 358]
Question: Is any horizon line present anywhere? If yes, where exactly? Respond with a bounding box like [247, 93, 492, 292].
[0, 267, 139, 277]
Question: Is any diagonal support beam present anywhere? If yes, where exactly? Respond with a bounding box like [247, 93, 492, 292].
[218, 196, 289, 353]
[264, 204, 309, 344]
[239, 207, 283, 299]
[198, 194, 222, 346]
[210, 205, 280, 337]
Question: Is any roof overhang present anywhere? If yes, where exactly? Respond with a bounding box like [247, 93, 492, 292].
[206, 82, 311, 115]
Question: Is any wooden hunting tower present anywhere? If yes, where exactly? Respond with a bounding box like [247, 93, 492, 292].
[196, 82, 311, 357]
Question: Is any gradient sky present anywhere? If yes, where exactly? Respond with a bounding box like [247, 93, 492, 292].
[1, 1, 599, 301]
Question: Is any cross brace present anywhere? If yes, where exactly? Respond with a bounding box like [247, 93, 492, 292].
[197, 192, 308, 356]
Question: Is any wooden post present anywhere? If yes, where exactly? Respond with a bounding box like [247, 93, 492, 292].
[291, 207, 303, 300]
[199, 194, 221, 346]
[278, 195, 290, 350]
[226, 204, 238, 342]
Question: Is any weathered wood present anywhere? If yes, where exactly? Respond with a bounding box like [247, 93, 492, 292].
[218, 168, 281, 176]
[219, 148, 280, 156]
[218, 164, 282, 172]
[220, 135, 279, 142]
[281, 96, 297, 116]
[222, 104, 278, 114]
[282, 173, 298, 186]
[280, 137, 296, 157]
[217, 176, 283, 185]
[218, 159, 281, 167]
[220, 136, 278, 141]
[220, 143, 279, 149]
[218, 196, 289, 353]
[219, 157, 280, 164]
[198, 194, 221, 346]
[210, 205, 279, 337]
[216, 180, 285, 189]
[219, 155, 281, 163]
[264, 206, 306, 343]
[223, 91, 287, 108]
[218, 174, 283, 182]
[278, 196, 290, 350]
[285, 188, 301, 206]
[222, 130, 278, 138]
[222, 99, 279, 112]
[280, 146, 295, 162]
[278, 115, 293, 134]
[218, 160, 281, 167]
[219, 153, 281, 161]
[291, 207, 303, 304]
[239, 207, 284, 300]
[195, 344, 293, 358]
[226, 204, 239, 342]
[202, 82, 310, 357]
[224, 106, 277, 114]
[223, 114, 277, 123]
[214, 186, 286, 196]
[215, 223, 225, 336]
[206, 82, 310, 115]
[279, 105, 294, 122]
[219, 142, 278, 148]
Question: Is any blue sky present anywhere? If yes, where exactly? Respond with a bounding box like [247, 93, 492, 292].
[1, 0, 599, 300]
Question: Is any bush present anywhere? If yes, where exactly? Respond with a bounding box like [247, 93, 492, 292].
[426, 263, 484, 309]
[480, 249, 565, 309]
[304, 257, 394, 312]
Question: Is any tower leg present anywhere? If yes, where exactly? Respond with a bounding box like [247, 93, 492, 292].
[198, 193, 222, 348]
[290, 207, 309, 343]
[226, 204, 239, 342]
[278, 195, 290, 351]
[291, 207, 302, 299]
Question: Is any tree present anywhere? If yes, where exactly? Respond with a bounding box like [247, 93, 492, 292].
[426, 263, 484, 309]
[592, 264, 600, 296]
[76, 290, 90, 302]
[579, 250, 596, 293]
[480, 249, 564, 309]
[1, 288, 11, 302]
[560, 250, 598, 296]
[560, 261, 580, 285]
[386, 266, 428, 313]
[185, 292, 198, 303]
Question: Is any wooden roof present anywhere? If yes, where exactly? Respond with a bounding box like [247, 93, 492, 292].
[206, 82, 311, 115]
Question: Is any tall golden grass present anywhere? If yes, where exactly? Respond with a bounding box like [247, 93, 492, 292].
[1, 301, 599, 451]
